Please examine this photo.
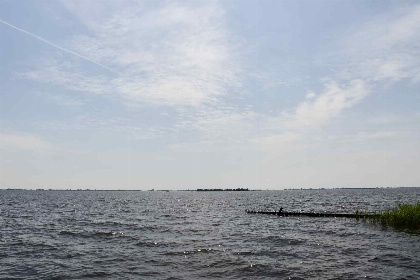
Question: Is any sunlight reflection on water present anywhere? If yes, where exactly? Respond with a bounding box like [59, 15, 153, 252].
[1, 188, 419, 279]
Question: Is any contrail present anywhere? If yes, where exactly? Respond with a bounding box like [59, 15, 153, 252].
[0, 19, 116, 73]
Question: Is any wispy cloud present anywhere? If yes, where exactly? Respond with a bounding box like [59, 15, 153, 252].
[24, 65, 110, 95]
[0, 19, 116, 73]
[340, 4, 420, 84]
[263, 4, 419, 135]
[15, 1, 420, 154]
[245, 3, 420, 163]
[284, 79, 368, 130]
[23, 1, 240, 107]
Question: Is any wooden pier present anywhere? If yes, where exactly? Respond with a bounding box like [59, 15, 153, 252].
[246, 210, 372, 218]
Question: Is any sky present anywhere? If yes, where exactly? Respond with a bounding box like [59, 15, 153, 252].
[0, 0, 419, 190]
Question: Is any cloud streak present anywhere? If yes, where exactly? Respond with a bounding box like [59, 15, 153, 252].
[0, 18, 116, 73]
[20, 1, 240, 107]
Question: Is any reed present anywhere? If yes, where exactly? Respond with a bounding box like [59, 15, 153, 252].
[368, 203, 420, 230]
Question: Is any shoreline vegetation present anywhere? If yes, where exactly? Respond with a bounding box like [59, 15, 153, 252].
[247, 203, 419, 230]
[365, 203, 420, 230]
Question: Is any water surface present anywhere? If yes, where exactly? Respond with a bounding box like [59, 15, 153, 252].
[1, 188, 419, 279]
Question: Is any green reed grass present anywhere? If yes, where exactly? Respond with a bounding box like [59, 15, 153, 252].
[368, 203, 420, 230]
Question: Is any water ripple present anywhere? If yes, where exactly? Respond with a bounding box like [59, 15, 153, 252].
[1, 188, 419, 279]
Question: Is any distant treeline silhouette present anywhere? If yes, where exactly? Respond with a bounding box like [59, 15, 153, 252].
[196, 188, 249, 192]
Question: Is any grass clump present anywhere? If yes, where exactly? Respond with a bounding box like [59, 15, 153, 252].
[369, 203, 420, 230]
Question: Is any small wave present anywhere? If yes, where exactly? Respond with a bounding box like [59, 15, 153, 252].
[90, 220, 138, 227]
[58, 230, 126, 238]
[262, 235, 307, 245]
[184, 248, 215, 255]
[135, 241, 162, 247]
[58, 230, 77, 236]
[81, 271, 112, 278]
[92, 231, 125, 237]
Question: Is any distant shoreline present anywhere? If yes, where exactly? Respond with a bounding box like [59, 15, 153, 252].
[1, 186, 418, 191]
[196, 188, 249, 192]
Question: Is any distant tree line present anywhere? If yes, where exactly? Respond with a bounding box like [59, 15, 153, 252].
[196, 188, 249, 192]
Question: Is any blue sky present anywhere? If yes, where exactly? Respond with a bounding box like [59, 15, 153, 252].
[1, 0, 419, 190]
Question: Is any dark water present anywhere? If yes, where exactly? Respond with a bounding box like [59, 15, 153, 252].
[1, 188, 419, 280]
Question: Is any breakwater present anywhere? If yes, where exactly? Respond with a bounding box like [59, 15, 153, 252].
[246, 210, 371, 218]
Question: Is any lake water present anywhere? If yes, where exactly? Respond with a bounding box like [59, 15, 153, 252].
[1, 188, 419, 279]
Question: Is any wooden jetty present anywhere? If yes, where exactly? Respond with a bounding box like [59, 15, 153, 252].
[246, 210, 372, 218]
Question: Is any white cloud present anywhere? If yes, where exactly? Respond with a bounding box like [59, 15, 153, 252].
[24, 66, 109, 95]
[260, 4, 419, 139]
[22, 0, 241, 107]
[22, 1, 418, 141]
[342, 4, 420, 84]
[284, 79, 368, 130]
[305, 91, 316, 99]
